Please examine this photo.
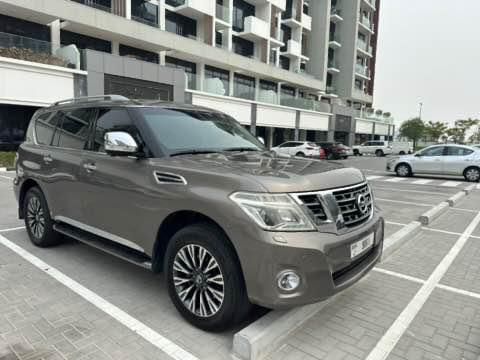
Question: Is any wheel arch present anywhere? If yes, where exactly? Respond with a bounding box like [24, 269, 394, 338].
[151, 210, 244, 277]
[395, 162, 412, 173]
[18, 178, 42, 219]
[463, 165, 480, 181]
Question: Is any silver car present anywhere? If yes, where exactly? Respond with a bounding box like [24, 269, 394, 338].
[386, 144, 480, 182]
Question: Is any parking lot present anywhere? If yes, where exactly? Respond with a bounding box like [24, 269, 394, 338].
[1, 156, 479, 360]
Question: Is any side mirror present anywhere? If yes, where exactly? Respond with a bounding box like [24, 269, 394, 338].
[257, 136, 265, 145]
[104, 131, 139, 156]
[414, 153, 422, 157]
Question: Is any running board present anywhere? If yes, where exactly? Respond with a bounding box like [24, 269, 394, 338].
[53, 223, 152, 270]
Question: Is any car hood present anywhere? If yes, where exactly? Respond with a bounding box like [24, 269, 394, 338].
[150, 152, 365, 193]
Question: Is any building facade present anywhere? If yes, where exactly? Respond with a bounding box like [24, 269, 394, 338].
[0, 0, 394, 150]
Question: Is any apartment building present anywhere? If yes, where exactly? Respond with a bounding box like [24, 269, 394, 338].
[0, 0, 394, 150]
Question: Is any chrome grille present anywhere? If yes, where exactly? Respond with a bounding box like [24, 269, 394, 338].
[332, 183, 372, 228]
[298, 194, 328, 223]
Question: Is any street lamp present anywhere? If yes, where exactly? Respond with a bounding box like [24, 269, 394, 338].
[418, 102, 423, 120]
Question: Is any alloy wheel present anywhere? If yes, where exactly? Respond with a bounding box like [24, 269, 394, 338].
[27, 196, 45, 239]
[173, 244, 225, 318]
[397, 165, 410, 177]
[466, 168, 480, 182]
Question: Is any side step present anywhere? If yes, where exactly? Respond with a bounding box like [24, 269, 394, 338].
[53, 223, 152, 270]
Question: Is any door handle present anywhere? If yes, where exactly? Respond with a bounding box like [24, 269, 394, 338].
[83, 163, 97, 172]
[43, 155, 53, 164]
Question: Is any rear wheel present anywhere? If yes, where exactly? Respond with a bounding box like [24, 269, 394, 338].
[165, 223, 251, 332]
[23, 187, 62, 247]
[464, 167, 480, 182]
[396, 163, 412, 177]
[399, 151, 406, 155]
[353, 149, 360, 156]
[296, 152, 306, 157]
[375, 149, 384, 157]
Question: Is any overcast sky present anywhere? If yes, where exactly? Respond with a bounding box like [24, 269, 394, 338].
[373, 0, 480, 127]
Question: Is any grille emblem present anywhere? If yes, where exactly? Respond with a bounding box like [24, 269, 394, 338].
[355, 194, 368, 215]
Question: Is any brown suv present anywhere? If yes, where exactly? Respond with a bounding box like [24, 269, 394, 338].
[14, 96, 384, 331]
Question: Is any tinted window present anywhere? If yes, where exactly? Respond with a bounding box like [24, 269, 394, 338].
[35, 112, 59, 145]
[446, 147, 474, 156]
[280, 142, 295, 148]
[421, 146, 444, 157]
[93, 108, 133, 152]
[56, 108, 95, 150]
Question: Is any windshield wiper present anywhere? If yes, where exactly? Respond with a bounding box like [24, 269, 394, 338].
[169, 150, 221, 157]
[221, 147, 261, 153]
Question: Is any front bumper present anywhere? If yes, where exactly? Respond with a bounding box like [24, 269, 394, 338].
[233, 213, 384, 309]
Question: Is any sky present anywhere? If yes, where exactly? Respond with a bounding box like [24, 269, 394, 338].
[373, 0, 480, 127]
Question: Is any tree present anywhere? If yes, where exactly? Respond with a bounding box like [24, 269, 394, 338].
[399, 117, 425, 149]
[447, 118, 479, 143]
[424, 121, 448, 142]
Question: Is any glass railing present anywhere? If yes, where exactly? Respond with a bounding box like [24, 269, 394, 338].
[329, 34, 341, 43]
[132, 15, 159, 27]
[357, 40, 372, 54]
[356, 109, 394, 124]
[0, 32, 77, 69]
[166, 0, 185, 7]
[328, 60, 339, 69]
[280, 97, 331, 113]
[355, 64, 369, 77]
[71, 0, 112, 13]
[216, 3, 230, 22]
[326, 86, 337, 94]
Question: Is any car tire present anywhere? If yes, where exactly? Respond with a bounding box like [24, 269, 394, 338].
[395, 163, 412, 177]
[375, 150, 384, 157]
[165, 223, 251, 332]
[464, 167, 480, 182]
[23, 187, 62, 247]
[327, 153, 334, 160]
[399, 151, 406, 155]
[296, 152, 306, 157]
[353, 149, 360, 156]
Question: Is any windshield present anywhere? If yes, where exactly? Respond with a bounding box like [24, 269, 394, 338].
[138, 108, 264, 155]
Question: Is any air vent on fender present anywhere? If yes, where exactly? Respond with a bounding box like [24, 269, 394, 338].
[153, 171, 187, 185]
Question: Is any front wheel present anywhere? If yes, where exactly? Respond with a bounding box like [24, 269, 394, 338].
[396, 163, 412, 177]
[464, 167, 480, 182]
[23, 187, 62, 247]
[353, 149, 360, 156]
[165, 223, 251, 332]
[399, 151, 406, 155]
[375, 150, 384, 157]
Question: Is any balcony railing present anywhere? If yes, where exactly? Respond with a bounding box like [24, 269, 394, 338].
[132, 15, 158, 27]
[71, 0, 112, 13]
[326, 86, 337, 94]
[356, 109, 394, 124]
[166, 0, 185, 6]
[357, 40, 373, 54]
[280, 97, 331, 113]
[216, 3, 230, 22]
[328, 60, 339, 69]
[0, 32, 78, 69]
[355, 64, 370, 77]
[331, 8, 342, 17]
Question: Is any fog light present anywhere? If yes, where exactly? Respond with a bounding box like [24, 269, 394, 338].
[277, 271, 301, 291]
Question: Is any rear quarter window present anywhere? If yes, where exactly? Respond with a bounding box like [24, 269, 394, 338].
[35, 112, 59, 145]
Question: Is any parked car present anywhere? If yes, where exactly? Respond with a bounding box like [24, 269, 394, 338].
[14, 95, 384, 331]
[317, 142, 353, 160]
[271, 141, 326, 159]
[387, 144, 480, 182]
[353, 140, 392, 157]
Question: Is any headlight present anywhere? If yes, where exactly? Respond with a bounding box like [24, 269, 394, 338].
[230, 192, 315, 231]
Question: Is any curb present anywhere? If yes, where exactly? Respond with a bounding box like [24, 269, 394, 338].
[419, 202, 449, 225]
[447, 191, 467, 206]
[232, 301, 331, 360]
[464, 184, 477, 194]
[382, 221, 422, 261]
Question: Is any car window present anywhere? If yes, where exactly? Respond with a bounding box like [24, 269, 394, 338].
[35, 112, 59, 145]
[93, 108, 134, 152]
[55, 108, 95, 150]
[420, 146, 444, 157]
[446, 146, 474, 156]
[279, 142, 292, 148]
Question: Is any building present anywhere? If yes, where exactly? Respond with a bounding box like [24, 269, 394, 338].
[0, 0, 394, 151]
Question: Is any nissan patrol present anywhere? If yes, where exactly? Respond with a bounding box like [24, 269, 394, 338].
[14, 96, 384, 331]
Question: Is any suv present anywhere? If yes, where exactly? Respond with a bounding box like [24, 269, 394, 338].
[353, 141, 392, 157]
[271, 141, 326, 159]
[14, 96, 384, 331]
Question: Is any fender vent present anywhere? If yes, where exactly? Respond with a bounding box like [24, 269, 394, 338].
[153, 171, 187, 185]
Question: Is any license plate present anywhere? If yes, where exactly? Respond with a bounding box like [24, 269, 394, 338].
[350, 233, 374, 259]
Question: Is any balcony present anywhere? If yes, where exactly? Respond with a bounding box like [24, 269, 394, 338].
[168, 0, 215, 19]
[326, 86, 337, 95]
[327, 60, 340, 73]
[362, 0, 376, 11]
[243, 0, 286, 10]
[71, 0, 112, 13]
[357, 40, 373, 56]
[355, 64, 370, 79]
[280, 97, 331, 113]
[358, 16, 374, 34]
[330, 8, 344, 23]
[301, 13, 312, 31]
[215, 3, 230, 24]
[329, 34, 342, 49]
[238, 16, 270, 41]
[356, 109, 394, 125]
[281, 39, 301, 58]
[352, 88, 373, 103]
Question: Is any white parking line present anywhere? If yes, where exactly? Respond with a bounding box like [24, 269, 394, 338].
[373, 187, 448, 196]
[0, 226, 25, 233]
[375, 198, 433, 207]
[411, 179, 433, 185]
[440, 181, 463, 187]
[385, 221, 408, 227]
[436, 284, 480, 300]
[366, 175, 384, 181]
[384, 178, 406, 183]
[366, 211, 480, 360]
[0, 234, 199, 360]
[373, 268, 425, 284]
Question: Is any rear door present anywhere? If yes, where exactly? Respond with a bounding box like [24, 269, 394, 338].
[444, 146, 475, 175]
[412, 146, 445, 174]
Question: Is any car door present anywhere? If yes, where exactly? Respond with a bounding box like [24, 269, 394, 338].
[411, 146, 445, 174]
[48, 107, 96, 223]
[78, 107, 151, 252]
[289, 142, 304, 156]
[444, 146, 475, 175]
[275, 142, 291, 155]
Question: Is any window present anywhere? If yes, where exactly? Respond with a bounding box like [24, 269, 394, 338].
[61, 30, 111, 53]
[56, 108, 95, 150]
[232, 0, 255, 32]
[35, 112, 60, 146]
[232, 36, 254, 57]
[260, 80, 277, 92]
[165, 56, 197, 90]
[0, 105, 38, 150]
[119, 44, 159, 64]
[280, 142, 295, 148]
[165, 10, 197, 39]
[421, 146, 445, 157]
[280, 56, 290, 70]
[281, 85, 296, 98]
[446, 147, 474, 156]
[0, 14, 49, 42]
[234, 74, 255, 100]
[93, 108, 134, 152]
[205, 65, 230, 95]
[131, 0, 158, 26]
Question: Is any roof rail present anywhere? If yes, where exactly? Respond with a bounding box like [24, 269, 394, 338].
[53, 95, 129, 106]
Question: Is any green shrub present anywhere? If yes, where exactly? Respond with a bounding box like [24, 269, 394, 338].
[0, 152, 16, 168]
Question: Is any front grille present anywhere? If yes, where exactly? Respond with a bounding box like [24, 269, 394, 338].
[332, 183, 372, 228]
[298, 194, 328, 223]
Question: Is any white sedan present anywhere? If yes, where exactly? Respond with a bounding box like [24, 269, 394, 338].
[386, 144, 480, 182]
[271, 141, 325, 159]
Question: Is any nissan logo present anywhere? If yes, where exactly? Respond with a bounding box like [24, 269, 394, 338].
[355, 194, 369, 215]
